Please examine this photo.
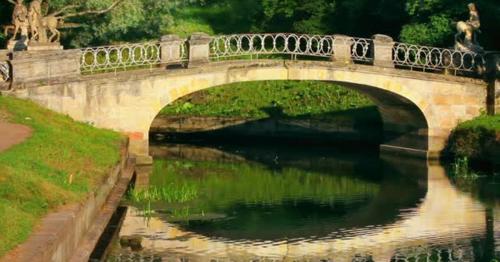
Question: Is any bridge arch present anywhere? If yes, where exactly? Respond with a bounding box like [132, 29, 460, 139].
[146, 72, 430, 157]
[122, 60, 476, 161]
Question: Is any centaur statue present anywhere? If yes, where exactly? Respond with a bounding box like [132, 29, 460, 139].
[3, 0, 123, 50]
[455, 3, 484, 53]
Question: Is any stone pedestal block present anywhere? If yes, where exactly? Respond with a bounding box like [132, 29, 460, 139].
[10, 49, 81, 84]
[160, 35, 184, 65]
[332, 35, 353, 65]
[27, 41, 64, 51]
[188, 33, 213, 68]
[372, 34, 395, 68]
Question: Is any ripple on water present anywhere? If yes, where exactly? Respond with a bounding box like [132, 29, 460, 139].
[104, 145, 499, 261]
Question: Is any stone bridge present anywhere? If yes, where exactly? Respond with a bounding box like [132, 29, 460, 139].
[0, 33, 498, 163]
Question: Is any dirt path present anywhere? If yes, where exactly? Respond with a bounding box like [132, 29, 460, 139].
[0, 121, 32, 152]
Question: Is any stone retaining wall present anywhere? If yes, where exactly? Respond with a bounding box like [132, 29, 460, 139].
[1, 142, 135, 262]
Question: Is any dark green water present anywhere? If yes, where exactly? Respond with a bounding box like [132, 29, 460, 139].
[105, 143, 500, 262]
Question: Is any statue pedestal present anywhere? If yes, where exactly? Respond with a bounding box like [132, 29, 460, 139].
[27, 42, 63, 51]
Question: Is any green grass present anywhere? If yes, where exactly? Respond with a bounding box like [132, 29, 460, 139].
[0, 96, 123, 257]
[160, 80, 379, 123]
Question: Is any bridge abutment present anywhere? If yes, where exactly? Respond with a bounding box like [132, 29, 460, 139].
[127, 132, 153, 165]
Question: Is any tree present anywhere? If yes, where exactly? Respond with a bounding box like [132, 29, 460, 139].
[260, 0, 335, 34]
[400, 0, 500, 49]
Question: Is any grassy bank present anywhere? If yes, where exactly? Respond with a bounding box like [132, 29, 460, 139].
[160, 81, 380, 124]
[0, 96, 123, 257]
[446, 114, 500, 167]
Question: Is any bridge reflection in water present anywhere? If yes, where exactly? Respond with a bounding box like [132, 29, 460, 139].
[110, 145, 498, 262]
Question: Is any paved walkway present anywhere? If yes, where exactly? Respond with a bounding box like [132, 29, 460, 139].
[0, 121, 32, 152]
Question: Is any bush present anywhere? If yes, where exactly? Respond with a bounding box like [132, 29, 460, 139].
[446, 115, 500, 163]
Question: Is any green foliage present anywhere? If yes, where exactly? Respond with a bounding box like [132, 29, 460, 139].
[1, 0, 499, 49]
[0, 96, 122, 257]
[260, 0, 335, 33]
[64, 0, 176, 47]
[400, 14, 453, 45]
[446, 114, 500, 162]
[402, 0, 500, 48]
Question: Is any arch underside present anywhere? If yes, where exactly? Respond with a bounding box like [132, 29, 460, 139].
[151, 80, 429, 157]
[341, 83, 429, 155]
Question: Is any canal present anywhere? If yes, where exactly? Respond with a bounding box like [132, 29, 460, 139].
[97, 141, 499, 261]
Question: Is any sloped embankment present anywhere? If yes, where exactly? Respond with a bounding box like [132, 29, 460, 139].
[0, 96, 123, 258]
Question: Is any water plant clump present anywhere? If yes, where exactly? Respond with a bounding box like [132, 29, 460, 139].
[451, 157, 480, 180]
[127, 183, 198, 203]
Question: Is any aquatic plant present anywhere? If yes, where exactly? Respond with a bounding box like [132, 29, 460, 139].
[450, 157, 480, 180]
[127, 183, 198, 203]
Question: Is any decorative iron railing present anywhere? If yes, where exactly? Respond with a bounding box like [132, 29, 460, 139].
[350, 37, 372, 63]
[0, 61, 10, 81]
[209, 33, 373, 63]
[80, 41, 188, 73]
[393, 42, 485, 74]
[77, 34, 489, 77]
[209, 33, 336, 59]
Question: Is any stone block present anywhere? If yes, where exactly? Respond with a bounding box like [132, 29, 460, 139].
[27, 41, 63, 51]
[188, 32, 213, 68]
[332, 34, 353, 65]
[10, 49, 81, 84]
[372, 34, 394, 68]
[160, 35, 184, 65]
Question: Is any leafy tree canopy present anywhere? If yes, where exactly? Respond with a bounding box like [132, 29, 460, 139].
[0, 0, 498, 49]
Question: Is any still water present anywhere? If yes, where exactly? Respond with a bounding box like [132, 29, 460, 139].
[105, 143, 500, 262]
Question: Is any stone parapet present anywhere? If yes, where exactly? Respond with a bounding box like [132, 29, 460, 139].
[159, 34, 184, 65]
[10, 49, 81, 84]
[332, 35, 353, 65]
[372, 34, 394, 68]
[188, 32, 212, 68]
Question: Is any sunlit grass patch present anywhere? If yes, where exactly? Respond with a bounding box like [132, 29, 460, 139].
[0, 96, 123, 257]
